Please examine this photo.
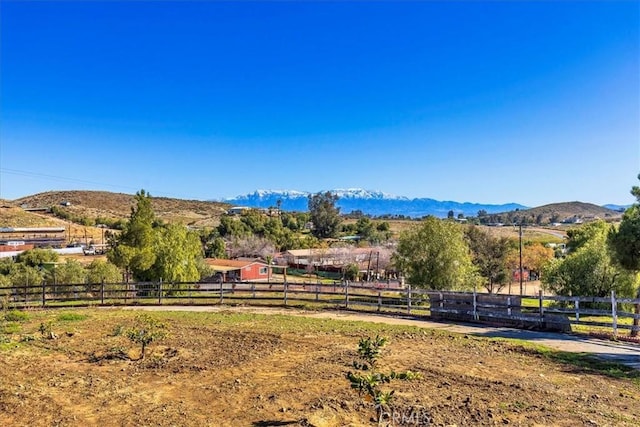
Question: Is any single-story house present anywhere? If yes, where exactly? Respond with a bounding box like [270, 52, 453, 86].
[204, 258, 270, 282]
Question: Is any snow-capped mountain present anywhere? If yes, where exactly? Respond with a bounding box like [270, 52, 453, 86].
[220, 189, 528, 218]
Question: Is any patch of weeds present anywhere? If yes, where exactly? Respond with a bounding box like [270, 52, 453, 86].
[39, 321, 58, 340]
[2, 322, 21, 334]
[512, 401, 529, 409]
[110, 324, 125, 337]
[4, 310, 30, 322]
[20, 335, 36, 342]
[56, 312, 88, 322]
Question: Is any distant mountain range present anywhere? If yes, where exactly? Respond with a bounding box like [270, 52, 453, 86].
[221, 188, 529, 218]
[602, 204, 632, 212]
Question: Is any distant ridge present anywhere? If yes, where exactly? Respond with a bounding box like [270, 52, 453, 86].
[221, 188, 528, 218]
[488, 201, 623, 224]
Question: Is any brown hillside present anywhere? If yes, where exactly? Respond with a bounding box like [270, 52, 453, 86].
[13, 190, 231, 227]
[521, 201, 622, 222]
[490, 201, 622, 224]
[0, 204, 63, 228]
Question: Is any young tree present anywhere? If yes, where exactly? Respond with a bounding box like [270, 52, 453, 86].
[108, 189, 157, 280]
[393, 217, 477, 290]
[308, 191, 342, 238]
[465, 226, 513, 293]
[126, 314, 167, 360]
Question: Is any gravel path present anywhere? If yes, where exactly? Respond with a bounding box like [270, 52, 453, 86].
[121, 305, 640, 370]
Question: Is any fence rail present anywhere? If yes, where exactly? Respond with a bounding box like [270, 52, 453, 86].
[1, 281, 638, 337]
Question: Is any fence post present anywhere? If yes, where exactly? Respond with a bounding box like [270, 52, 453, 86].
[42, 281, 46, 308]
[251, 282, 256, 299]
[507, 297, 512, 316]
[574, 297, 579, 322]
[407, 284, 412, 315]
[538, 290, 544, 320]
[611, 290, 618, 338]
[472, 286, 478, 320]
[378, 290, 382, 312]
[315, 284, 319, 302]
[344, 281, 349, 309]
[284, 281, 288, 306]
[101, 280, 105, 305]
[219, 280, 224, 305]
[158, 279, 162, 305]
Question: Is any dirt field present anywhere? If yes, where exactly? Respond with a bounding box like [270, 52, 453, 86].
[1, 308, 639, 426]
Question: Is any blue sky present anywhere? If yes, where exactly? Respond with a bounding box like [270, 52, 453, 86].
[1, 1, 638, 207]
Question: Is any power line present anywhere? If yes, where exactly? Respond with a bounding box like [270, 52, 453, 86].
[0, 167, 179, 199]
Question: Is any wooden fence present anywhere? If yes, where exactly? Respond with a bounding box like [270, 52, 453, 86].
[1, 281, 639, 337]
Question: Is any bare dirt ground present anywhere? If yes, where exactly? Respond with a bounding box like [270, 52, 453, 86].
[1, 308, 639, 426]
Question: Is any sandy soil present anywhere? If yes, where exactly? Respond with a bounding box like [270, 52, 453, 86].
[0, 308, 638, 426]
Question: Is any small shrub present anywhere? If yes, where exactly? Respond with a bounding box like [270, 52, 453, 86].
[38, 321, 57, 340]
[126, 314, 167, 360]
[346, 335, 421, 423]
[4, 310, 29, 322]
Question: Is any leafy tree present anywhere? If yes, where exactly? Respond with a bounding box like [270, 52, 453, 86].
[206, 237, 227, 259]
[108, 189, 157, 280]
[521, 242, 554, 279]
[393, 217, 477, 290]
[16, 248, 59, 267]
[308, 191, 342, 238]
[447, 210, 455, 219]
[356, 217, 375, 240]
[86, 259, 122, 284]
[609, 173, 640, 336]
[465, 226, 513, 293]
[610, 174, 640, 271]
[543, 220, 636, 298]
[54, 259, 87, 285]
[148, 223, 203, 285]
[217, 215, 252, 238]
[8, 264, 44, 287]
[566, 221, 608, 253]
[610, 205, 640, 271]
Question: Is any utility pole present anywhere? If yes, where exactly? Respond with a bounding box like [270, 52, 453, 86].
[519, 222, 524, 296]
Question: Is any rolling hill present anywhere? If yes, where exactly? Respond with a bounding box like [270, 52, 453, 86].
[11, 190, 231, 228]
[490, 201, 623, 224]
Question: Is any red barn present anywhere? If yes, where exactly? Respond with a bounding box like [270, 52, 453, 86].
[205, 258, 270, 281]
